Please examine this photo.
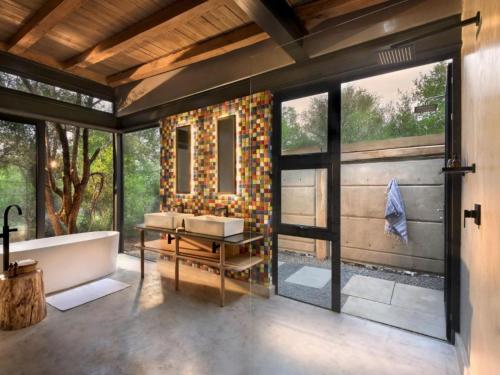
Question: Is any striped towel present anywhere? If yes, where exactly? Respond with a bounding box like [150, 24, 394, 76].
[384, 178, 408, 243]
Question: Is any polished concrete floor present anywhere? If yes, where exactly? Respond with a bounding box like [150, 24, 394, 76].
[0, 254, 459, 375]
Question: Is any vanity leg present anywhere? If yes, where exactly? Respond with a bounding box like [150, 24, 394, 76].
[175, 235, 180, 291]
[140, 229, 145, 279]
[220, 242, 225, 307]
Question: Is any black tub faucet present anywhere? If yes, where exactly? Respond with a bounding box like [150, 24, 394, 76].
[1, 205, 23, 272]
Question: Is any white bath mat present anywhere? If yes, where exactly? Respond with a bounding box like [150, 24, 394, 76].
[46, 278, 130, 311]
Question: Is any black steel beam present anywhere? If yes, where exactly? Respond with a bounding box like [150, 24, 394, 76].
[113, 133, 124, 252]
[232, 0, 308, 62]
[0, 87, 118, 131]
[0, 51, 114, 101]
[35, 121, 46, 238]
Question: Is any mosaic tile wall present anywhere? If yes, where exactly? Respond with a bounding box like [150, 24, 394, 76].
[160, 91, 273, 286]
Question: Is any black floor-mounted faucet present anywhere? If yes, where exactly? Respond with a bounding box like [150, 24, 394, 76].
[1, 205, 23, 272]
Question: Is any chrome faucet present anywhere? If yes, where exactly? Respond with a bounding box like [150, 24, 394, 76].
[1, 205, 23, 272]
[214, 206, 229, 217]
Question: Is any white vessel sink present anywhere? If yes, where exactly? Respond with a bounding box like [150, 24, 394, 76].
[184, 215, 244, 237]
[144, 212, 193, 229]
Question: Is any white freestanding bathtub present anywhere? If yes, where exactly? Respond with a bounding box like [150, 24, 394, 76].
[0, 231, 119, 294]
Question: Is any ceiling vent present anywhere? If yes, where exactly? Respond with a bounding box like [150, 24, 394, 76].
[377, 45, 415, 65]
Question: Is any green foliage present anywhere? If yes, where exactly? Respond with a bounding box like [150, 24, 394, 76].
[282, 62, 448, 149]
[0, 121, 37, 240]
[123, 128, 161, 239]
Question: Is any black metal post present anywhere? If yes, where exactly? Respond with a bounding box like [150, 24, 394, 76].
[113, 133, 124, 253]
[36, 121, 46, 238]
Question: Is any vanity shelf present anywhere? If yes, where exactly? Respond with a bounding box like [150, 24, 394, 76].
[135, 224, 264, 306]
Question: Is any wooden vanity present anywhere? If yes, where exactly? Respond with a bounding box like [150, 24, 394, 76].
[135, 224, 264, 306]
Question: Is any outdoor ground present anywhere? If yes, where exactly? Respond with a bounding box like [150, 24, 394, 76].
[277, 251, 445, 339]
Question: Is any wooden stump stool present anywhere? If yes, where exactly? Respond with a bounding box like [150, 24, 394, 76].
[0, 269, 47, 330]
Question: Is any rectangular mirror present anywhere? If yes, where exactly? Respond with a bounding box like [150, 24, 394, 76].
[217, 115, 236, 194]
[176, 125, 191, 194]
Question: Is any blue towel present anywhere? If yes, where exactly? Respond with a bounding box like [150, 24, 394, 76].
[384, 178, 408, 243]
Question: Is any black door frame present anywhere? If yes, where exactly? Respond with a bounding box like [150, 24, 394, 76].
[272, 82, 342, 312]
[271, 54, 462, 343]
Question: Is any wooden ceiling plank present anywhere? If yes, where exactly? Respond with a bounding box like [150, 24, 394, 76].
[107, 23, 269, 86]
[63, 0, 222, 70]
[7, 0, 87, 54]
[231, 0, 308, 62]
[0, 42, 108, 84]
[295, 0, 388, 31]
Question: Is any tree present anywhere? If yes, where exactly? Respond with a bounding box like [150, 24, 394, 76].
[45, 124, 107, 234]
[0, 72, 112, 235]
[281, 62, 448, 148]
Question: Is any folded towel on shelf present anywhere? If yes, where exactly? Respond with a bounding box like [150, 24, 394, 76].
[384, 178, 408, 243]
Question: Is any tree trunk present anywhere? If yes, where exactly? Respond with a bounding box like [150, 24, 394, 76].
[0, 270, 46, 330]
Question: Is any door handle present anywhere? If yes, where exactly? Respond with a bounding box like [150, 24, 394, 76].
[464, 204, 481, 228]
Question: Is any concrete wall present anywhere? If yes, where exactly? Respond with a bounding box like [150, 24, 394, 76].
[279, 134, 445, 274]
[457, 1, 500, 374]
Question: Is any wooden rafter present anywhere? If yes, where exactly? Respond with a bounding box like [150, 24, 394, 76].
[64, 0, 222, 71]
[107, 23, 269, 86]
[0, 41, 108, 85]
[7, 0, 87, 54]
[295, 0, 389, 31]
[232, 0, 308, 62]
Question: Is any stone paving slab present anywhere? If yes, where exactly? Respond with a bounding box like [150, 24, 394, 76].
[341, 275, 395, 304]
[391, 283, 445, 316]
[285, 266, 332, 289]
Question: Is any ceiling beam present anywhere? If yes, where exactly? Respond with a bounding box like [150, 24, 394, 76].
[232, 0, 308, 62]
[0, 42, 108, 85]
[295, 0, 389, 31]
[107, 23, 269, 87]
[64, 0, 219, 70]
[7, 0, 87, 54]
[0, 87, 118, 131]
[0, 51, 113, 100]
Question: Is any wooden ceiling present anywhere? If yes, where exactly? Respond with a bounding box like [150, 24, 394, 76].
[0, 0, 390, 88]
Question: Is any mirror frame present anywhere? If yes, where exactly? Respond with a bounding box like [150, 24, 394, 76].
[217, 115, 237, 194]
[175, 125, 191, 194]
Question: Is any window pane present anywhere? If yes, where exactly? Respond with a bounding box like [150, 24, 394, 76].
[123, 128, 161, 257]
[281, 92, 328, 155]
[281, 169, 327, 228]
[45, 123, 113, 235]
[0, 119, 36, 242]
[341, 61, 447, 146]
[0, 71, 113, 113]
[277, 234, 332, 309]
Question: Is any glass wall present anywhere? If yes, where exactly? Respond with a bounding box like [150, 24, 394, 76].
[0, 71, 113, 113]
[340, 61, 448, 339]
[45, 123, 113, 236]
[0, 119, 37, 242]
[281, 92, 328, 155]
[123, 128, 161, 256]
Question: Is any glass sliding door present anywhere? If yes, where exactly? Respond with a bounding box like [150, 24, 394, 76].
[0, 118, 37, 242]
[339, 61, 449, 339]
[273, 87, 341, 311]
[45, 123, 113, 236]
[123, 127, 161, 258]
